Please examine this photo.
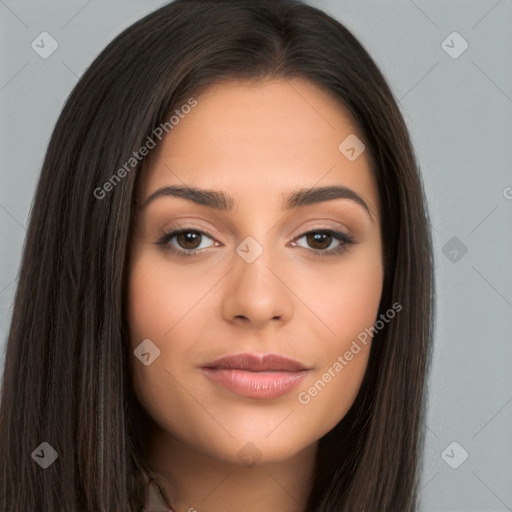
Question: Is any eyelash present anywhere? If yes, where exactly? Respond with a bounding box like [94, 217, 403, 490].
[155, 225, 355, 258]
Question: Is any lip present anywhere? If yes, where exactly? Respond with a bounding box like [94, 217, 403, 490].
[201, 353, 310, 399]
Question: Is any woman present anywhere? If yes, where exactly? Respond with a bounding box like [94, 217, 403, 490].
[0, 0, 435, 510]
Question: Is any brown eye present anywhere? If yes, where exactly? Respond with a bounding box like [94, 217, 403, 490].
[305, 231, 333, 250]
[291, 229, 355, 256]
[156, 228, 217, 256]
[175, 230, 203, 250]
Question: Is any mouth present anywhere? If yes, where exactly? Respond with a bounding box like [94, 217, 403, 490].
[200, 353, 311, 399]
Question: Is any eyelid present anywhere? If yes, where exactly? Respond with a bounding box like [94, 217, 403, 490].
[289, 228, 355, 254]
[155, 224, 220, 252]
[155, 223, 356, 258]
[289, 221, 352, 240]
[158, 221, 353, 242]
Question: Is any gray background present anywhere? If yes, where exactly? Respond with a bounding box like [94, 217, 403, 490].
[1, 1, 511, 510]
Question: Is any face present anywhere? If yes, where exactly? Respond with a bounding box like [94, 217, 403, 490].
[127, 78, 383, 466]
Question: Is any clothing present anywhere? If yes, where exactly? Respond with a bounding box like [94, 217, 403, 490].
[138, 468, 174, 512]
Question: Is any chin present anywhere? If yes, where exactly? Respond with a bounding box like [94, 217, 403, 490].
[192, 426, 316, 467]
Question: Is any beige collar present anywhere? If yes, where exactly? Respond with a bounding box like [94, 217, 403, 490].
[139, 468, 174, 511]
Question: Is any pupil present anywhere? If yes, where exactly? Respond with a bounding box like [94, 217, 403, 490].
[178, 231, 201, 249]
[308, 231, 331, 250]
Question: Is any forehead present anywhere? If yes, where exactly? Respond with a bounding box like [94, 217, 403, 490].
[139, 78, 378, 214]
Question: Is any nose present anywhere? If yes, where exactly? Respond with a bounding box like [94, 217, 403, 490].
[220, 241, 294, 330]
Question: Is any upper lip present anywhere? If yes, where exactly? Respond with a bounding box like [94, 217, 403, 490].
[202, 353, 309, 372]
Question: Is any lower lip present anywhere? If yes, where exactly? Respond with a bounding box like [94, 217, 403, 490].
[201, 368, 308, 399]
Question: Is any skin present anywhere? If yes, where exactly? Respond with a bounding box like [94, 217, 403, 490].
[127, 78, 383, 512]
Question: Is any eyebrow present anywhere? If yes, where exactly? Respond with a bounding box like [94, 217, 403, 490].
[141, 184, 374, 220]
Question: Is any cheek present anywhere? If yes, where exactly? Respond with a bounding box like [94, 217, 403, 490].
[127, 252, 199, 385]
[128, 262, 171, 343]
[291, 247, 383, 425]
[295, 243, 383, 352]
[126, 254, 208, 441]
[127, 250, 209, 344]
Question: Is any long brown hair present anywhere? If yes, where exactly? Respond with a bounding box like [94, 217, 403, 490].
[0, 0, 435, 510]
